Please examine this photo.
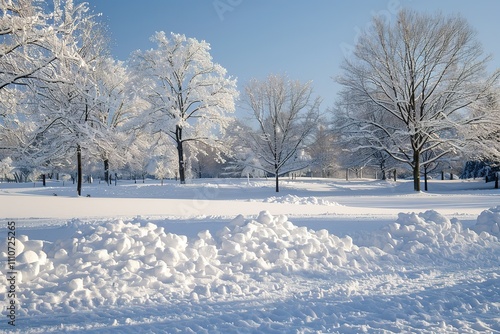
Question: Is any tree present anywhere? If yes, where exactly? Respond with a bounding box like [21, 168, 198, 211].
[131, 32, 238, 184]
[0, 0, 73, 165]
[461, 88, 500, 164]
[334, 97, 400, 180]
[0, 157, 14, 181]
[91, 57, 137, 184]
[0, 87, 30, 154]
[242, 74, 320, 192]
[336, 9, 499, 191]
[25, 0, 110, 195]
[0, 0, 99, 188]
[306, 123, 338, 177]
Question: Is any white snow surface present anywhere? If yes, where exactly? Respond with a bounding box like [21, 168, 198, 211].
[1, 178, 500, 333]
[263, 194, 341, 206]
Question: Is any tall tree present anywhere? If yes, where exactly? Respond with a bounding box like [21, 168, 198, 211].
[26, 0, 109, 195]
[131, 32, 238, 184]
[0, 1, 139, 190]
[242, 74, 320, 192]
[0, 0, 72, 164]
[336, 9, 499, 191]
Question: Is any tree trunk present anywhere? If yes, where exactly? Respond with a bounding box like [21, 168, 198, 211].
[413, 150, 420, 192]
[424, 167, 428, 191]
[104, 159, 109, 185]
[175, 125, 186, 184]
[77, 144, 82, 196]
[275, 173, 279, 192]
[177, 140, 186, 184]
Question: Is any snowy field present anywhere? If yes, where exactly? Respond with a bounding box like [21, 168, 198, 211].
[1, 177, 499, 333]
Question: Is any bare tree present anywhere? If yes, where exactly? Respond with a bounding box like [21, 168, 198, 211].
[306, 123, 338, 178]
[243, 74, 320, 192]
[461, 88, 500, 163]
[334, 96, 400, 180]
[336, 9, 500, 191]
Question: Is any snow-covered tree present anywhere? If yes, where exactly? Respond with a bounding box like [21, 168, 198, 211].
[222, 119, 264, 178]
[335, 9, 500, 191]
[306, 123, 338, 177]
[0, 87, 31, 155]
[0, 0, 73, 164]
[460, 88, 500, 163]
[25, 0, 110, 195]
[242, 74, 320, 192]
[334, 97, 400, 179]
[0, 156, 14, 180]
[120, 132, 154, 182]
[131, 32, 238, 184]
[147, 156, 174, 185]
[0, 0, 57, 90]
[90, 57, 139, 184]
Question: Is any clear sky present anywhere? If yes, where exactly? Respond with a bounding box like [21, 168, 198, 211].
[86, 0, 500, 110]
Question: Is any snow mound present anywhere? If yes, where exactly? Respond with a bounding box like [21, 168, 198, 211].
[473, 205, 500, 238]
[264, 194, 341, 206]
[356, 210, 499, 264]
[7, 212, 374, 316]
[3, 208, 499, 318]
[216, 211, 373, 275]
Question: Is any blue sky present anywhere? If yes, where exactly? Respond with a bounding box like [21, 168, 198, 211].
[87, 0, 500, 109]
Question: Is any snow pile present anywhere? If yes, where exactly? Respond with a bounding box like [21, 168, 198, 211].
[216, 211, 371, 275]
[356, 210, 499, 265]
[3, 208, 499, 319]
[5, 212, 372, 316]
[9, 236, 47, 283]
[473, 205, 500, 238]
[264, 194, 341, 206]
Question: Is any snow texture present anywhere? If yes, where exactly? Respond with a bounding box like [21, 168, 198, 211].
[263, 194, 341, 206]
[1, 208, 499, 333]
[1, 179, 499, 333]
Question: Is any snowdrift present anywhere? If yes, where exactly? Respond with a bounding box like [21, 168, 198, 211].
[3, 207, 499, 318]
[263, 194, 341, 206]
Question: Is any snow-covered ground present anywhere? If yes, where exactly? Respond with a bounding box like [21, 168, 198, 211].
[1, 177, 499, 333]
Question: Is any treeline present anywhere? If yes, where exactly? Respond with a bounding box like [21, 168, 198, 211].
[1, 2, 498, 193]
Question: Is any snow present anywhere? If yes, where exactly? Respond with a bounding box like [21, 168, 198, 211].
[263, 194, 341, 206]
[1, 178, 499, 333]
